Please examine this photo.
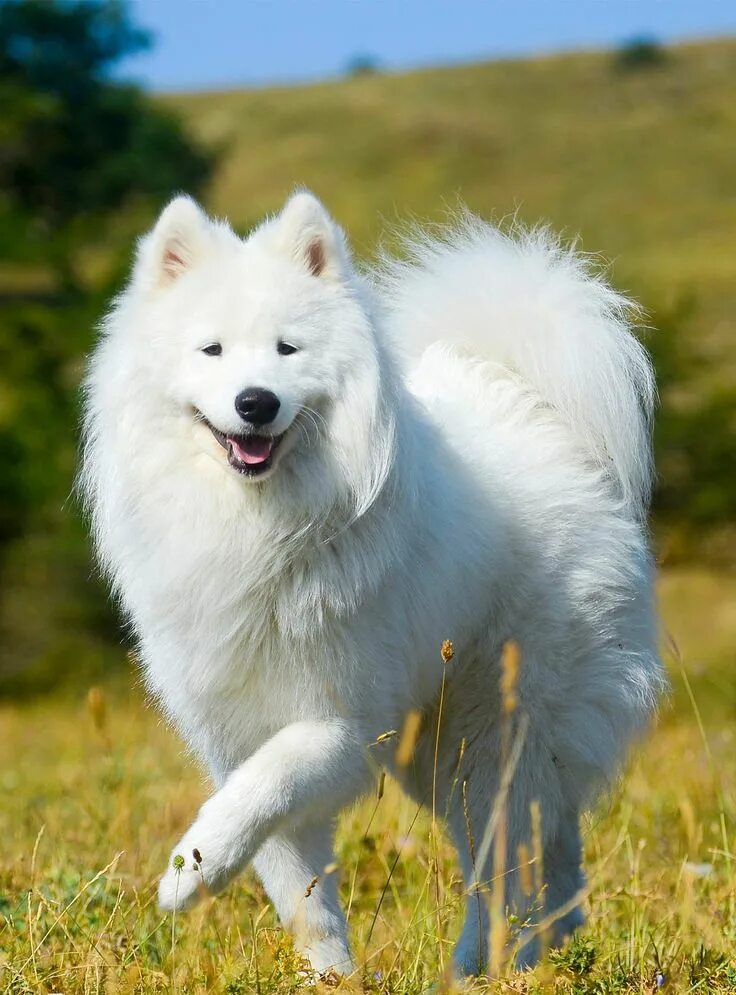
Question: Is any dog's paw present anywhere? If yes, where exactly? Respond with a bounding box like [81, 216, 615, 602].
[158, 850, 208, 911]
[301, 936, 355, 978]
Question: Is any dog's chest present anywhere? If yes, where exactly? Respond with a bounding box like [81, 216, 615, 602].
[139, 556, 359, 765]
[127, 488, 403, 762]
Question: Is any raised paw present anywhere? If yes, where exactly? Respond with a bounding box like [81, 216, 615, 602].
[158, 848, 208, 911]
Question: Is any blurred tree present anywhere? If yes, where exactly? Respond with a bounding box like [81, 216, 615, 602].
[614, 36, 667, 72]
[0, 1, 215, 694]
[345, 53, 380, 77]
[648, 297, 736, 565]
[0, 0, 212, 280]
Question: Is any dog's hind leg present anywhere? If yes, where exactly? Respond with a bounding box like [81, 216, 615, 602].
[515, 807, 586, 969]
[448, 772, 585, 975]
[253, 819, 354, 977]
[438, 716, 584, 976]
[446, 804, 491, 976]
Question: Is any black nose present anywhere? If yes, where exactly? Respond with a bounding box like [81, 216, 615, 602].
[234, 388, 281, 426]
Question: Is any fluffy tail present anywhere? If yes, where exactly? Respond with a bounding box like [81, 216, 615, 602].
[381, 215, 656, 516]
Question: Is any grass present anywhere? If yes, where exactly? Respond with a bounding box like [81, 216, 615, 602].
[1, 567, 735, 994]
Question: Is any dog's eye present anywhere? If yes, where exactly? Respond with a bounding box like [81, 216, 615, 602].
[277, 341, 298, 356]
[201, 343, 222, 357]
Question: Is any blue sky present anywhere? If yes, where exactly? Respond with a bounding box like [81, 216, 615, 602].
[121, 0, 736, 92]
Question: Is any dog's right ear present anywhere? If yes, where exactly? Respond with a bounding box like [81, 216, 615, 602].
[134, 196, 214, 291]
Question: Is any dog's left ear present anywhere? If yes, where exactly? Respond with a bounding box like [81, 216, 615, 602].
[275, 191, 350, 280]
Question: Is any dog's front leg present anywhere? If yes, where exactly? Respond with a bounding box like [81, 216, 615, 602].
[158, 718, 370, 912]
[253, 820, 353, 975]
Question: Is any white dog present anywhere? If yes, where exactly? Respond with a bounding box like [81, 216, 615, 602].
[81, 191, 665, 975]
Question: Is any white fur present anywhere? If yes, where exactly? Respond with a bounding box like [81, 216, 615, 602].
[80, 191, 665, 976]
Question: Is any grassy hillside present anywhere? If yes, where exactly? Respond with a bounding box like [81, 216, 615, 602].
[162, 38, 736, 563]
[164, 40, 735, 357]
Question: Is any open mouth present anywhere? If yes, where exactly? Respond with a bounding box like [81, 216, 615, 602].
[197, 413, 285, 477]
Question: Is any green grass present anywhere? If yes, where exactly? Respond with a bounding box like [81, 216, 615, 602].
[1, 568, 735, 993]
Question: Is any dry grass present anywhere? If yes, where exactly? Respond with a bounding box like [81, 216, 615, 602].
[1, 567, 735, 993]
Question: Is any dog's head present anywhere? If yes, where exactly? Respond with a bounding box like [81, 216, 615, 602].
[126, 191, 398, 517]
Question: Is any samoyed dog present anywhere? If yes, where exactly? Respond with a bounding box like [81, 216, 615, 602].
[81, 191, 664, 975]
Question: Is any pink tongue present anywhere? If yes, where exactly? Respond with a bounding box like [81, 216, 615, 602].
[228, 435, 273, 465]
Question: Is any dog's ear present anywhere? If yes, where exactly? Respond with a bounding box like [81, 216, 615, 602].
[136, 196, 215, 290]
[275, 191, 350, 280]
[330, 356, 397, 519]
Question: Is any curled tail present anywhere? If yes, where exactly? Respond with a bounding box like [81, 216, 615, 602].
[381, 215, 656, 516]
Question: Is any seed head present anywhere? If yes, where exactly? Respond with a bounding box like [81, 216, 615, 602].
[440, 639, 454, 664]
[87, 686, 106, 733]
[172, 854, 185, 872]
[500, 640, 520, 713]
[517, 842, 533, 896]
[396, 709, 422, 767]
